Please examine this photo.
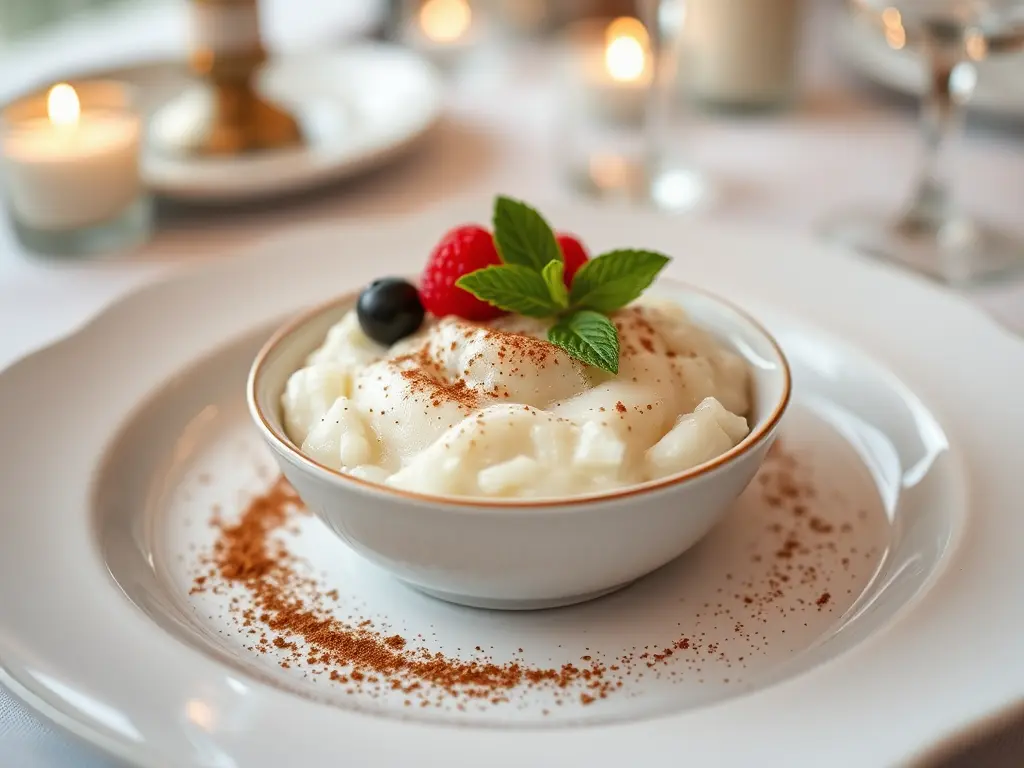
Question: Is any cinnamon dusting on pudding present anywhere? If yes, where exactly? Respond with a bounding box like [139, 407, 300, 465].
[480, 326, 562, 371]
[614, 306, 662, 358]
[392, 345, 482, 410]
[388, 322, 574, 412]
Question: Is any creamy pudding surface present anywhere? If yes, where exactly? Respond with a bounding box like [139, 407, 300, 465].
[281, 299, 752, 499]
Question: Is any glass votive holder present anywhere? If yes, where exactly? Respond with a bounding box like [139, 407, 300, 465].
[558, 17, 653, 198]
[557, 16, 710, 212]
[1, 80, 153, 257]
[398, 0, 492, 70]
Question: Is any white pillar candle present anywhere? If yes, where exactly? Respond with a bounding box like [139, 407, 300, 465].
[683, 0, 804, 109]
[2, 81, 143, 231]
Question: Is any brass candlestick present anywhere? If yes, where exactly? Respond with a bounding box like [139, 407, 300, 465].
[153, 0, 304, 157]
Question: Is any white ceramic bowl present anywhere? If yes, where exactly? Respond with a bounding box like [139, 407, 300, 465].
[248, 282, 791, 610]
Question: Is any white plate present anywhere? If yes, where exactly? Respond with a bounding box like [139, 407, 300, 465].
[0, 203, 1023, 767]
[836, 9, 1024, 120]
[104, 45, 444, 203]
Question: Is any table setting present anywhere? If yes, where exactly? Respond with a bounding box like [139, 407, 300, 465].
[0, 1, 1022, 766]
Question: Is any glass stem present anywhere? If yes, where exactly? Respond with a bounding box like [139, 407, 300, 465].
[903, 23, 971, 229]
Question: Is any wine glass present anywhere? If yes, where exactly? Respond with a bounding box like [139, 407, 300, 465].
[823, 0, 1024, 286]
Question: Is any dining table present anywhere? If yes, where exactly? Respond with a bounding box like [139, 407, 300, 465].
[0, 1, 1021, 765]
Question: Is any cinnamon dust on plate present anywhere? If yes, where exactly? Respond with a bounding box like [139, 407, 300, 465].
[190, 441, 868, 709]
[196, 477, 616, 706]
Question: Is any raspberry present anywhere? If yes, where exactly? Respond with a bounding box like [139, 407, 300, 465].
[420, 225, 504, 320]
[557, 233, 589, 286]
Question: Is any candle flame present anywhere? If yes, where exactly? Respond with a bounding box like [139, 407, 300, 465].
[881, 7, 906, 50]
[420, 0, 472, 43]
[47, 83, 80, 127]
[604, 18, 649, 83]
[605, 17, 648, 48]
[966, 30, 987, 61]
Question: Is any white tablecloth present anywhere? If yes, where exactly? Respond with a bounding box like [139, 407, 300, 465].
[1, 1, 1022, 766]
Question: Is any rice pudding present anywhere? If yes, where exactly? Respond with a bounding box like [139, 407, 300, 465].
[281, 299, 752, 499]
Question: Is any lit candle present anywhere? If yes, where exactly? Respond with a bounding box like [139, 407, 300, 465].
[1, 81, 143, 232]
[575, 17, 653, 125]
[419, 0, 472, 44]
[405, 0, 480, 65]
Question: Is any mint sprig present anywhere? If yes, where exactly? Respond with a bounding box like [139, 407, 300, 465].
[548, 310, 620, 373]
[569, 249, 671, 312]
[456, 264, 561, 317]
[454, 195, 671, 374]
[492, 196, 563, 271]
[541, 259, 569, 308]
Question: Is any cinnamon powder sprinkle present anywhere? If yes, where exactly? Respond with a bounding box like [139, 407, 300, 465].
[387, 324, 569, 412]
[196, 477, 615, 706]
[480, 326, 559, 367]
[190, 439, 871, 710]
[393, 346, 481, 410]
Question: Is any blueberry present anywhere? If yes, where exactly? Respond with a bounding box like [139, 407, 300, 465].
[356, 278, 425, 346]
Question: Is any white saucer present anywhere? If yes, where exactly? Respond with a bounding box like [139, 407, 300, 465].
[836, 9, 1024, 120]
[116, 45, 444, 203]
[0, 204, 1022, 766]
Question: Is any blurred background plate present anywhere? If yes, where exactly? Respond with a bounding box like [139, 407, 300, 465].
[836, 5, 1024, 121]
[74, 45, 444, 204]
[0, 0, 385, 99]
[63, 59, 191, 119]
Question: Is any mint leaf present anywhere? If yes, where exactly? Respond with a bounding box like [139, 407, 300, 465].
[492, 196, 562, 272]
[456, 264, 561, 317]
[541, 260, 569, 308]
[548, 310, 620, 374]
[568, 249, 671, 313]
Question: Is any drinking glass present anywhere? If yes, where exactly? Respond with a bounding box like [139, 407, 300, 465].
[823, 0, 1024, 286]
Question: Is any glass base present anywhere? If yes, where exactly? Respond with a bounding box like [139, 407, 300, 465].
[567, 152, 712, 214]
[11, 198, 153, 258]
[821, 207, 1024, 288]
